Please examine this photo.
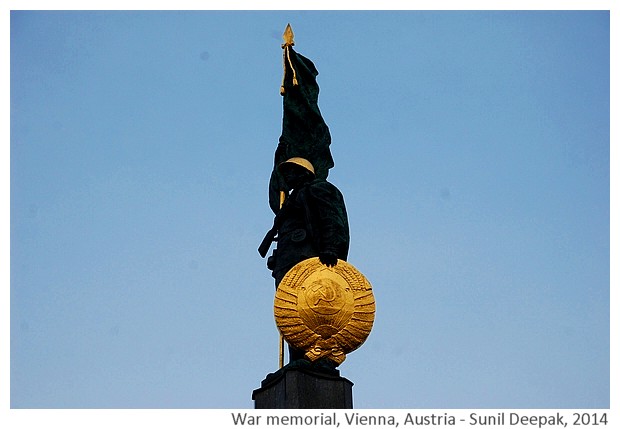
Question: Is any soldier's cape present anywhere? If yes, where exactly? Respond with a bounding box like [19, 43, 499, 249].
[269, 26, 334, 213]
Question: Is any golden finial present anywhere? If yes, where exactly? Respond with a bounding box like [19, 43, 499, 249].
[280, 23, 298, 95]
[282, 23, 295, 47]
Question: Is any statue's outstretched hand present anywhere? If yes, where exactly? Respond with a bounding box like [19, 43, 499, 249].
[319, 251, 338, 267]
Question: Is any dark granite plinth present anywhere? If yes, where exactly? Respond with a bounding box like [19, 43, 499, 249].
[252, 367, 353, 409]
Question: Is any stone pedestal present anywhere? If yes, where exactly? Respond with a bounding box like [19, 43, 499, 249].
[252, 367, 353, 409]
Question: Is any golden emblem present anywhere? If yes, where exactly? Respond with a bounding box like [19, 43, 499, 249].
[274, 257, 375, 365]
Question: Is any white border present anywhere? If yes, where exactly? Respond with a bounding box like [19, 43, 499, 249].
[2, 2, 616, 428]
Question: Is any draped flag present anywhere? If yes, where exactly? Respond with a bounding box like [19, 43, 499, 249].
[269, 24, 334, 213]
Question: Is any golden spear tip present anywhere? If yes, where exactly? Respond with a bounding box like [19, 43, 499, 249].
[282, 23, 295, 47]
[280, 23, 297, 95]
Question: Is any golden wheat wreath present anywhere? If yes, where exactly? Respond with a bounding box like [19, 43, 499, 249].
[274, 257, 376, 365]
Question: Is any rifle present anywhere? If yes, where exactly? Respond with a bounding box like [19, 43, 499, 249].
[258, 225, 278, 258]
[258, 191, 289, 258]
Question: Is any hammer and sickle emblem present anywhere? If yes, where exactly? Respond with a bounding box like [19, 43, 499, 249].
[310, 280, 337, 306]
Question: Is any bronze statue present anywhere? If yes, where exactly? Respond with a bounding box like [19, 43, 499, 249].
[259, 25, 372, 371]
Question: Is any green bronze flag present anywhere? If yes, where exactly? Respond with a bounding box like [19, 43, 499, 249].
[269, 24, 334, 213]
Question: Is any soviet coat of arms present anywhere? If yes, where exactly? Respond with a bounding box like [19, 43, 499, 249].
[274, 257, 376, 365]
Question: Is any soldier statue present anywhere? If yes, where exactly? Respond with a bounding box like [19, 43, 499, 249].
[258, 25, 352, 368]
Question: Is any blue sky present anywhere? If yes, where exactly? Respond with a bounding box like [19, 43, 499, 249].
[8, 7, 612, 411]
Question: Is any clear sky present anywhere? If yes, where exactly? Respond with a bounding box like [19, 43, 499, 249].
[8, 6, 612, 411]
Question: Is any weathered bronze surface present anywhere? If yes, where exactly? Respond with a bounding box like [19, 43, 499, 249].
[274, 257, 375, 365]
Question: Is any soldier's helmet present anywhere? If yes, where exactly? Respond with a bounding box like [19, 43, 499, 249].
[278, 157, 316, 176]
